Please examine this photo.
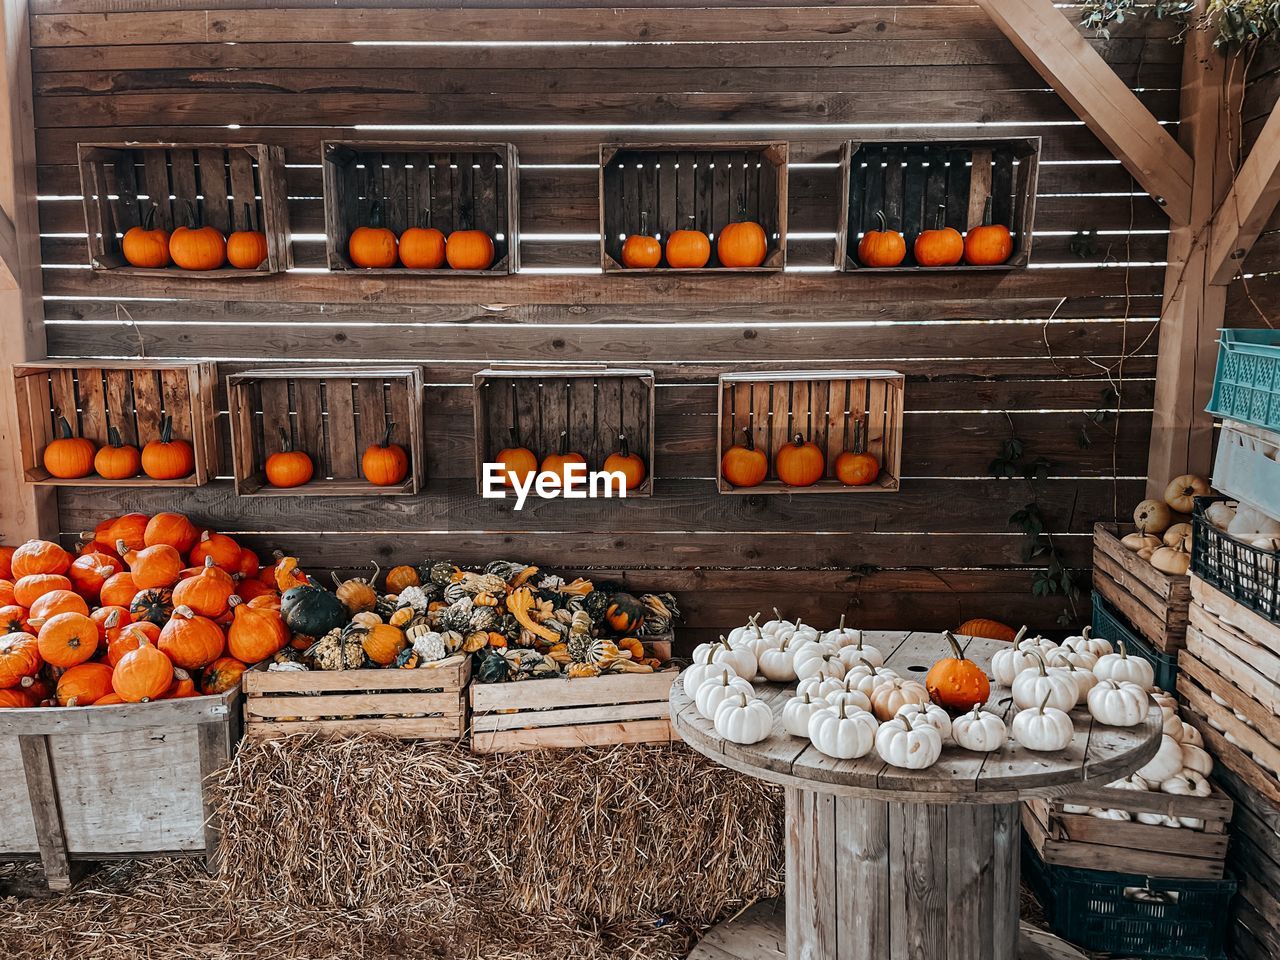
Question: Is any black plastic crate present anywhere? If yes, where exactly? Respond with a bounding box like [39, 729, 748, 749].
[1191, 496, 1280, 625]
[1091, 590, 1179, 692]
[1022, 837, 1236, 959]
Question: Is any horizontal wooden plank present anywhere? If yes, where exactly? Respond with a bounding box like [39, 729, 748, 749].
[244, 657, 467, 692]
[246, 691, 464, 718]
[246, 716, 465, 738]
[472, 699, 671, 731]
[470, 716, 676, 752]
[471, 670, 674, 711]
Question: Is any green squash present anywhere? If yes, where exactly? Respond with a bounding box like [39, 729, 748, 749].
[604, 591, 647, 633]
[280, 584, 350, 637]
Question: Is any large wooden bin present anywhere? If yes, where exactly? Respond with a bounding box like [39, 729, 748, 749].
[0, 689, 242, 891]
[1092, 523, 1191, 654]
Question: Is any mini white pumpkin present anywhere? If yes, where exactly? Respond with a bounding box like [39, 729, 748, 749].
[1021, 632, 1061, 658]
[691, 636, 758, 682]
[868, 677, 931, 722]
[1108, 774, 1149, 791]
[796, 671, 847, 701]
[1179, 723, 1204, 748]
[1093, 641, 1155, 690]
[1137, 811, 1181, 828]
[825, 689, 872, 713]
[820, 615, 863, 650]
[1136, 734, 1185, 784]
[757, 636, 803, 683]
[1151, 688, 1178, 710]
[1011, 695, 1075, 752]
[713, 692, 774, 744]
[991, 628, 1047, 686]
[1160, 707, 1185, 740]
[757, 610, 799, 640]
[808, 701, 879, 760]
[950, 705, 1007, 752]
[1180, 742, 1213, 776]
[1062, 802, 1090, 815]
[1086, 679, 1149, 727]
[1011, 656, 1079, 712]
[794, 647, 848, 683]
[834, 634, 886, 669]
[1046, 646, 1098, 671]
[894, 701, 952, 741]
[695, 671, 755, 720]
[1058, 661, 1100, 701]
[1160, 769, 1210, 797]
[844, 662, 901, 696]
[775, 616, 820, 648]
[726, 614, 765, 647]
[1089, 807, 1132, 821]
[1060, 626, 1112, 659]
[681, 662, 738, 700]
[781, 691, 825, 738]
[875, 712, 943, 769]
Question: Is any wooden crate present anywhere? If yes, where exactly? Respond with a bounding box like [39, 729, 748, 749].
[470, 671, 679, 754]
[1093, 523, 1192, 654]
[227, 366, 425, 496]
[12, 360, 219, 487]
[0, 689, 241, 891]
[1021, 779, 1234, 880]
[322, 141, 518, 275]
[1214, 764, 1280, 960]
[1178, 576, 1280, 808]
[599, 142, 787, 272]
[716, 370, 904, 495]
[77, 142, 290, 277]
[835, 137, 1040, 271]
[472, 367, 655, 496]
[242, 655, 469, 740]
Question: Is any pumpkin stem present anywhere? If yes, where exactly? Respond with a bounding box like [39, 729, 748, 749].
[735, 191, 748, 220]
[639, 210, 650, 237]
[837, 614, 845, 631]
[158, 415, 174, 445]
[1082, 626, 1092, 641]
[943, 629, 965, 661]
[182, 198, 200, 230]
[982, 195, 994, 227]
[1117, 639, 1128, 659]
[369, 199, 385, 229]
[277, 426, 293, 453]
[142, 204, 157, 231]
[1037, 689, 1052, 714]
[55, 414, 76, 439]
[106, 424, 125, 448]
[228, 594, 244, 609]
[380, 422, 395, 449]
[742, 428, 757, 452]
[791, 432, 805, 447]
[557, 430, 569, 457]
[933, 203, 947, 231]
[240, 202, 255, 232]
[616, 434, 630, 458]
[874, 210, 889, 233]
[1013, 625, 1029, 645]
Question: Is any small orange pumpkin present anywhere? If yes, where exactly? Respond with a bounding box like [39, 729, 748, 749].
[107, 620, 161, 667]
[602, 434, 646, 491]
[144, 512, 199, 554]
[141, 415, 196, 480]
[445, 227, 496, 271]
[43, 416, 96, 480]
[857, 210, 906, 268]
[384, 565, 419, 594]
[27, 589, 90, 629]
[620, 211, 662, 269]
[112, 636, 175, 703]
[956, 618, 1018, 642]
[172, 556, 235, 618]
[93, 426, 142, 480]
[120, 539, 182, 590]
[0, 547, 13, 580]
[158, 605, 225, 670]
[399, 210, 446, 269]
[361, 423, 410, 487]
[349, 201, 398, 268]
[12, 540, 71, 578]
[169, 202, 226, 271]
[266, 428, 314, 488]
[833, 420, 880, 487]
[540, 431, 587, 487]
[665, 217, 711, 268]
[121, 205, 170, 269]
[14, 574, 73, 609]
[226, 595, 288, 663]
[190, 531, 242, 573]
[37, 611, 99, 668]
[68, 551, 122, 599]
[159, 668, 198, 700]
[0, 606, 30, 634]
[774, 433, 825, 487]
[495, 428, 538, 489]
[99, 572, 139, 609]
[0, 581, 13, 606]
[56, 662, 115, 706]
[226, 203, 268, 270]
[717, 198, 767, 268]
[202, 656, 248, 696]
[92, 605, 132, 643]
[0, 632, 41, 689]
[925, 630, 991, 711]
[913, 204, 964, 267]
[720, 428, 769, 488]
[963, 195, 1014, 266]
[106, 514, 149, 553]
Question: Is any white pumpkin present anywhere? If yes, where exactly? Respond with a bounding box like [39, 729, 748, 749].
[796, 672, 847, 701]
[726, 615, 764, 647]
[757, 636, 803, 683]
[1093, 641, 1155, 690]
[1160, 707, 1185, 740]
[1046, 646, 1098, 671]
[1086, 679, 1149, 727]
[691, 637, 757, 682]
[1062, 802, 1090, 815]
[808, 701, 879, 760]
[1136, 734, 1185, 784]
[781, 692, 825, 738]
[1108, 774, 1149, 791]
[695, 671, 756, 720]
[950, 705, 1007, 752]
[713, 692, 774, 745]
[758, 610, 799, 640]
[1151, 688, 1177, 709]
[740, 630, 780, 660]
[821, 615, 863, 650]
[1059, 662, 1100, 701]
[1011, 701, 1075, 752]
[825, 689, 872, 714]
[844, 662, 900, 696]
[1179, 723, 1204, 748]
[991, 635, 1048, 686]
[1011, 658, 1079, 712]
[1089, 807, 1132, 821]
[868, 677, 931, 722]
[894, 702, 952, 741]
[1161, 769, 1210, 797]
[1180, 742, 1213, 776]
[1061, 626, 1113, 659]
[775, 617, 820, 648]
[1136, 811, 1181, 828]
[875, 713, 943, 769]
[834, 635, 886, 669]
[791, 640, 840, 680]
[681, 662, 738, 700]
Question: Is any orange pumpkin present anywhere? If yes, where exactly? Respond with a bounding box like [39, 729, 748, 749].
[27, 589, 90, 629]
[105, 513, 149, 553]
[620, 212, 662, 269]
[94, 692, 125, 707]
[158, 605, 225, 670]
[925, 630, 991, 711]
[913, 204, 964, 267]
[14, 574, 73, 609]
[234, 577, 275, 603]
[956, 618, 1018, 642]
[0, 688, 35, 708]
[495, 429, 538, 488]
[121, 205, 170, 269]
[159, 668, 198, 700]
[235, 549, 261, 582]
[190, 531, 241, 573]
[93, 426, 142, 480]
[99, 571, 140, 609]
[540, 431, 586, 488]
[833, 420, 880, 487]
[0, 605, 29, 634]
[112, 636, 175, 703]
[399, 210, 447, 269]
[665, 219, 711, 269]
[246, 592, 281, 611]
[107, 620, 161, 668]
[0, 632, 41, 688]
[266, 429, 314, 488]
[202, 656, 248, 696]
[774, 433, 825, 487]
[226, 595, 289, 663]
[92, 605, 132, 643]
[169, 203, 226, 271]
[141, 416, 196, 480]
[349, 201, 398, 268]
[361, 424, 410, 487]
[857, 210, 906, 268]
[0, 581, 12, 607]
[717, 200, 768, 268]
[56, 662, 115, 706]
[226, 204, 268, 270]
[37, 611, 99, 668]
[172, 557, 235, 618]
[121, 540, 182, 590]
[0, 546, 13, 580]
[43, 415, 96, 479]
[144, 512, 199, 554]
[445, 229, 495, 271]
[602, 434, 646, 491]
[720, 428, 769, 488]
[963, 196, 1013, 266]
[12, 539, 71, 579]
[384, 565, 419, 594]
[68, 551, 123, 600]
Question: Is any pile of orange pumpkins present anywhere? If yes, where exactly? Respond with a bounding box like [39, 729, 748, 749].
[42, 415, 195, 482]
[122, 202, 267, 272]
[858, 199, 1013, 269]
[0, 512, 295, 709]
[620, 211, 769, 270]
[348, 203, 495, 271]
[721, 427, 879, 489]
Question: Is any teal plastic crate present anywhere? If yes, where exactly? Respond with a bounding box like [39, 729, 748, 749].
[1206, 329, 1280, 432]
[1022, 837, 1236, 960]
[1091, 590, 1178, 692]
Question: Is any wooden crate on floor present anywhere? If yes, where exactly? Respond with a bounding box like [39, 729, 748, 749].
[835, 136, 1040, 271]
[0, 688, 241, 892]
[1214, 765, 1280, 960]
[1178, 576, 1280, 808]
[242, 656, 469, 740]
[1093, 523, 1192, 654]
[717, 370, 903, 495]
[77, 142, 290, 276]
[12, 360, 219, 487]
[599, 142, 787, 272]
[1022, 779, 1234, 880]
[322, 141, 518, 274]
[469, 670, 679, 754]
[227, 366, 425, 496]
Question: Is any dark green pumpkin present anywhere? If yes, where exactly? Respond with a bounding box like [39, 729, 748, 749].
[280, 584, 350, 637]
[604, 592, 646, 633]
[129, 587, 174, 626]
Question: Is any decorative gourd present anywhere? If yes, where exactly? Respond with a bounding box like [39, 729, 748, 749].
[913, 204, 964, 267]
[141, 416, 195, 480]
[99, 572, 139, 608]
[540, 431, 586, 487]
[445, 224, 495, 271]
[43, 416, 96, 479]
[696, 670, 755, 720]
[1011, 655, 1079, 712]
[27, 589, 89, 628]
[144, 512, 198, 554]
[266, 429, 314, 488]
[925, 629, 991, 711]
[602, 434, 646, 491]
[121, 205, 171, 268]
[201, 656, 248, 696]
[845, 661, 901, 696]
[111, 636, 174, 703]
[356, 623, 406, 666]
[605, 592, 647, 633]
[226, 203, 268, 270]
[384, 564, 419, 594]
[820, 615, 861, 650]
[808, 700, 879, 759]
[1086, 679, 1149, 727]
[875, 712, 942, 769]
[782, 691, 826, 738]
[56, 662, 115, 706]
[950, 705, 1007, 752]
[399, 209, 447, 269]
[68, 551, 122, 600]
[0, 632, 41, 688]
[1061, 626, 1113, 659]
[331, 565, 380, 614]
[990, 627, 1042, 686]
[93, 426, 142, 480]
[834, 420, 880, 487]
[1093, 641, 1156, 690]
[169, 201, 226, 270]
[129, 587, 175, 626]
[794, 648, 847, 683]
[963, 197, 1013, 266]
[172, 557, 235, 617]
[1011, 693, 1074, 752]
[37, 611, 99, 668]
[774, 434, 825, 487]
[1165, 475, 1211, 514]
[869, 677, 931, 722]
[494, 428, 538, 488]
[349, 201, 398, 268]
[717, 197, 767, 268]
[720, 428, 769, 488]
[1136, 734, 1185, 784]
[1057, 661, 1099, 701]
[158, 605, 225, 670]
[1046, 645, 1098, 671]
[190, 531, 241, 573]
[620, 211, 662, 269]
[280, 584, 350, 637]
[894, 701, 953, 741]
[858, 211, 906, 268]
[957, 618, 1018, 642]
[361, 424, 410, 487]
[14, 573, 72, 608]
[120, 539, 182, 590]
[665, 216, 712, 269]
[712, 691, 773, 744]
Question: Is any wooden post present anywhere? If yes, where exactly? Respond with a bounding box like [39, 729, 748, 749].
[0, 0, 53, 542]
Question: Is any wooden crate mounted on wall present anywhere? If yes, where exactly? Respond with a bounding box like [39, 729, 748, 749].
[322, 141, 518, 275]
[227, 367, 425, 497]
[717, 371, 904, 495]
[835, 137, 1040, 271]
[77, 142, 290, 277]
[599, 142, 787, 272]
[12, 360, 218, 487]
[473, 367, 655, 497]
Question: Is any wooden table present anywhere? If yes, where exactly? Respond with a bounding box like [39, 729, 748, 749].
[670, 631, 1163, 960]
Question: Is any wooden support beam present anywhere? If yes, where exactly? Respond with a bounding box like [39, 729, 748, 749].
[975, 0, 1194, 224]
[1207, 100, 1280, 284]
[0, 203, 18, 290]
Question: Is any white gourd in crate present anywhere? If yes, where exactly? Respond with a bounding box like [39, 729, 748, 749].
[1136, 734, 1185, 784]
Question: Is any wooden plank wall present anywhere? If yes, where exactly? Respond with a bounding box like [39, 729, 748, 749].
[1234, 43, 1280, 324]
[28, 0, 1182, 642]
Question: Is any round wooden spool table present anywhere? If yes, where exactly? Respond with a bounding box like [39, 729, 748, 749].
[671, 630, 1163, 960]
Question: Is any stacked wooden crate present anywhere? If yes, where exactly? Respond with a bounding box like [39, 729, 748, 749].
[1092, 523, 1191, 661]
[1214, 764, 1280, 960]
